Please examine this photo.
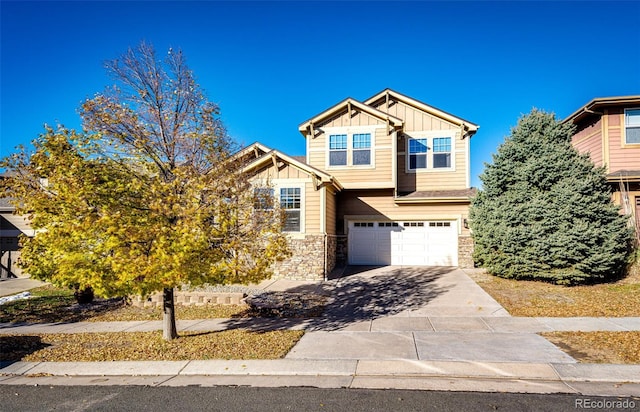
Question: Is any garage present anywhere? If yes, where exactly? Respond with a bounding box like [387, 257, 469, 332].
[347, 220, 458, 266]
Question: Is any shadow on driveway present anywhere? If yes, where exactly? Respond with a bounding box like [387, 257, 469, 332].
[221, 266, 454, 332]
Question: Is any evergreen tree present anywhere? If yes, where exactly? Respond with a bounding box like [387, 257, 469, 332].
[470, 109, 632, 285]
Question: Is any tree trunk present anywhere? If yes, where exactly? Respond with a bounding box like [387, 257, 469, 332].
[162, 287, 178, 340]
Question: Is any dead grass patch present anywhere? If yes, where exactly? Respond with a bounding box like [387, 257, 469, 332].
[0, 330, 304, 362]
[541, 331, 640, 364]
[472, 269, 640, 317]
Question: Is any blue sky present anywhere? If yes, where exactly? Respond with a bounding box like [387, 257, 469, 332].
[2, 1, 639, 187]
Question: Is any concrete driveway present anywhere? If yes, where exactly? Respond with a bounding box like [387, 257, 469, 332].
[283, 266, 576, 364]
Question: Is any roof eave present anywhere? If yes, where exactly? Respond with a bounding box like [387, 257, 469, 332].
[298, 97, 404, 137]
[563, 95, 640, 124]
[242, 150, 343, 191]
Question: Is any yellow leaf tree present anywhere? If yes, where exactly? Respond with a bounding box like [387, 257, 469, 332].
[1, 43, 288, 340]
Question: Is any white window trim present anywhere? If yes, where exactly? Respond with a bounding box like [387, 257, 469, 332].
[404, 130, 456, 173]
[624, 108, 640, 146]
[328, 133, 348, 167]
[277, 184, 305, 234]
[322, 125, 381, 170]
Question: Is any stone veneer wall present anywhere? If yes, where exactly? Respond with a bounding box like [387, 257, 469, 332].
[325, 235, 338, 275]
[272, 234, 326, 281]
[458, 235, 475, 268]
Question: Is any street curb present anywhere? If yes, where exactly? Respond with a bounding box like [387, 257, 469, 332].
[2, 359, 640, 396]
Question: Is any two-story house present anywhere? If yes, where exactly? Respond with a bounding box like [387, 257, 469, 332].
[564, 96, 640, 241]
[241, 89, 479, 280]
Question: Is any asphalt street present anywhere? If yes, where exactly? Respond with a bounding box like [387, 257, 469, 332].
[2, 385, 639, 412]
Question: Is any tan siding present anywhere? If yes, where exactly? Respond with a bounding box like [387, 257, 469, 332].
[337, 189, 471, 235]
[307, 126, 394, 188]
[372, 100, 459, 132]
[320, 109, 385, 128]
[305, 182, 321, 233]
[325, 186, 337, 235]
[251, 163, 308, 181]
[396, 132, 468, 192]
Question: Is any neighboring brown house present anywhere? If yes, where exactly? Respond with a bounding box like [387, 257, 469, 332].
[564, 96, 640, 240]
[241, 89, 479, 280]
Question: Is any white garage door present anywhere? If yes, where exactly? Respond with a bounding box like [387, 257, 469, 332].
[348, 221, 458, 266]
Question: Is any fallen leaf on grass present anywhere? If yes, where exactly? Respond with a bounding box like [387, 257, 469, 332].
[541, 332, 640, 364]
[1, 330, 304, 362]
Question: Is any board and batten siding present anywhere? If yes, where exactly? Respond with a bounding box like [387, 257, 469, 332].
[370, 99, 459, 133]
[251, 162, 309, 181]
[316, 107, 385, 128]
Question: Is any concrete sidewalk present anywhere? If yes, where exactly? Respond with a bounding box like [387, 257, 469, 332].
[1, 267, 640, 396]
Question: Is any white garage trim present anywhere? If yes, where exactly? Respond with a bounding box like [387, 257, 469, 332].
[347, 220, 458, 266]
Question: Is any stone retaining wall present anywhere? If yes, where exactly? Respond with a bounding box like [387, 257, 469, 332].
[129, 291, 245, 308]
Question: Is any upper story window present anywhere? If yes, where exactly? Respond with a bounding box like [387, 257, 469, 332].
[280, 187, 301, 232]
[432, 137, 451, 168]
[329, 134, 347, 166]
[625, 109, 640, 144]
[325, 128, 376, 168]
[407, 134, 455, 171]
[352, 133, 371, 165]
[408, 138, 428, 169]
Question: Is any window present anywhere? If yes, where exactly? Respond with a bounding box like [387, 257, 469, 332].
[429, 222, 451, 227]
[329, 134, 347, 166]
[625, 109, 640, 144]
[352, 133, 371, 165]
[407, 134, 454, 171]
[280, 188, 301, 232]
[409, 138, 428, 170]
[433, 137, 451, 168]
[378, 222, 399, 227]
[325, 129, 377, 168]
[354, 222, 374, 227]
[253, 188, 274, 210]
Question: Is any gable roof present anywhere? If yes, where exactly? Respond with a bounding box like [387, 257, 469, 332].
[230, 142, 272, 162]
[240, 145, 343, 191]
[298, 97, 404, 137]
[564, 95, 640, 124]
[364, 88, 479, 137]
